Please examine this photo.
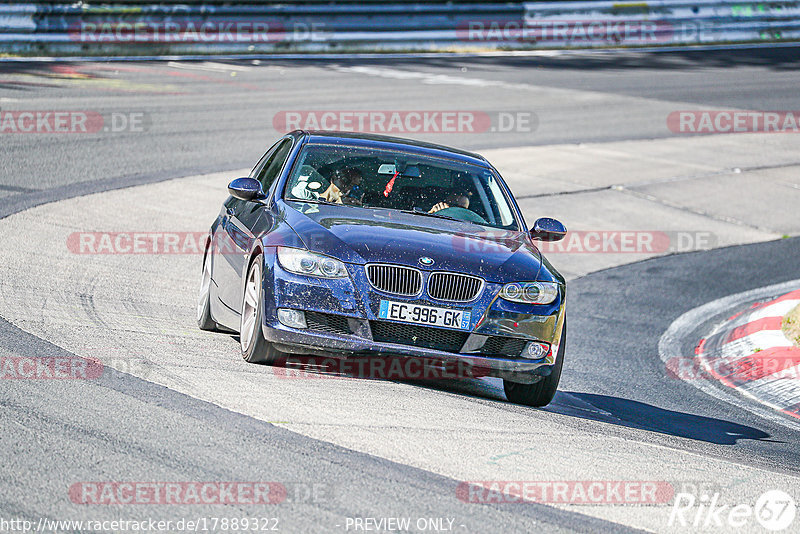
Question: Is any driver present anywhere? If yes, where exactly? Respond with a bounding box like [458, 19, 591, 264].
[429, 193, 470, 214]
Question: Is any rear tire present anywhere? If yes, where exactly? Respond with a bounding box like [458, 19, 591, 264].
[240, 254, 287, 365]
[197, 245, 218, 331]
[503, 320, 566, 407]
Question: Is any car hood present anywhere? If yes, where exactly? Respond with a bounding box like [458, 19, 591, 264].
[280, 203, 543, 282]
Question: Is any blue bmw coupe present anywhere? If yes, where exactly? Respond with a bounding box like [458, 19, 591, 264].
[198, 130, 567, 406]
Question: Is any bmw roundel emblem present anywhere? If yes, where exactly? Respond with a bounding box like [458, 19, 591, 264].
[419, 256, 435, 266]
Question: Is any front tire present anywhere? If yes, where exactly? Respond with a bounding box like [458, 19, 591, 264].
[240, 254, 286, 365]
[503, 320, 566, 407]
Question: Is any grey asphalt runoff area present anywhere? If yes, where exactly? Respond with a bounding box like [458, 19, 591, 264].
[1, 47, 800, 533]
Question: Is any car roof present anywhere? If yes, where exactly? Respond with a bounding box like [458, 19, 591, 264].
[295, 130, 490, 167]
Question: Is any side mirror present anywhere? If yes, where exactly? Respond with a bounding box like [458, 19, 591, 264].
[530, 217, 567, 242]
[227, 177, 264, 201]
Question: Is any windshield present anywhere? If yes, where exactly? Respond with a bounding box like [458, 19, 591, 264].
[283, 143, 519, 230]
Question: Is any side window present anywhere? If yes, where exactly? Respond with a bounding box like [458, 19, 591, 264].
[255, 139, 293, 192]
[250, 141, 281, 179]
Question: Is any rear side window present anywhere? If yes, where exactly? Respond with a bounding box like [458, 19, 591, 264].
[255, 139, 293, 192]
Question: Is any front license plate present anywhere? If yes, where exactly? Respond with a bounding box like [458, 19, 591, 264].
[378, 300, 472, 330]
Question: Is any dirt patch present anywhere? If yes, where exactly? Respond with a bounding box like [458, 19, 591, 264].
[782, 304, 800, 347]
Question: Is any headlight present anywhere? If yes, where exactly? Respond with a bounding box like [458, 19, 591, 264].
[277, 247, 349, 278]
[499, 282, 559, 305]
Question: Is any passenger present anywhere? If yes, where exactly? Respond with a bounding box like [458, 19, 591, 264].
[291, 165, 363, 205]
[290, 165, 328, 201]
[429, 192, 470, 214]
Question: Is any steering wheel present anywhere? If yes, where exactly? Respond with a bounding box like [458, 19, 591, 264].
[435, 206, 488, 224]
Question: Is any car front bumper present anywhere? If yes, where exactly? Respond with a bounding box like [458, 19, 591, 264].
[260, 249, 566, 382]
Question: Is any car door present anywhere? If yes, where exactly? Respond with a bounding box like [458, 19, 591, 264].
[216, 138, 294, 312]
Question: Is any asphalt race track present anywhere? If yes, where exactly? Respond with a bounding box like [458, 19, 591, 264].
[2, 47, 800, 533]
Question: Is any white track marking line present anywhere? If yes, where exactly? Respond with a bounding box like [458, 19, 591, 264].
[167, 61, 252, 73]
[741, 369, 800, 403]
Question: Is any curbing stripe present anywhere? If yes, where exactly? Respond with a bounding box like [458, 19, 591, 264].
[699, 316, 785, 354]
[694, 288, 800, 417]
[700, 330, 794, 361]
[714, 346, 800, 387]
[710, 298, 800, 332]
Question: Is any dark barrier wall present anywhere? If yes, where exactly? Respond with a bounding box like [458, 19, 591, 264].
[1, 0, 798, 56]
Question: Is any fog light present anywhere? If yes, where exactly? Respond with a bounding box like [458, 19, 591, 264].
[278, 308, 307, 329]
[522, 341, 550, 360]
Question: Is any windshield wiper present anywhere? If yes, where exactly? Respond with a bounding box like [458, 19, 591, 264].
[287, 198, 335, 205]
[400, 209, 461, 222]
